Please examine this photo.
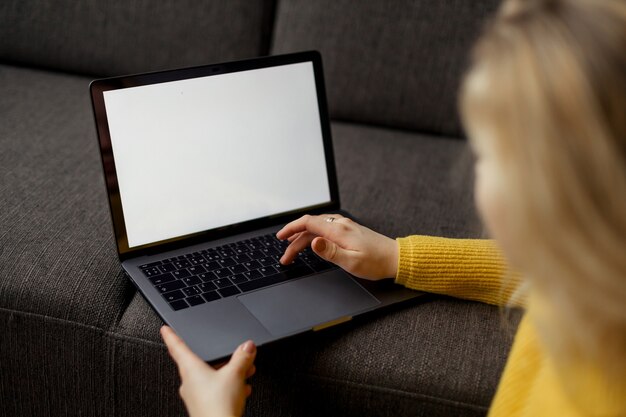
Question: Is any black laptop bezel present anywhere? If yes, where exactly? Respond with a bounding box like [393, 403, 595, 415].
[90, 51, 340, 261]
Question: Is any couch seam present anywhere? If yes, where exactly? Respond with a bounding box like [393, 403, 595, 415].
[263, 0, 279, 55]
[303, 372, 489, 412]
[0, 306, 167, 349]
[108, 280, 139, 333]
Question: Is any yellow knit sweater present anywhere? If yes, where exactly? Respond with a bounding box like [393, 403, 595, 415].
[395, 235, 624, 417]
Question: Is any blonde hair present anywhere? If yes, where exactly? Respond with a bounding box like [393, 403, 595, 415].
[461, 0, 626, 382]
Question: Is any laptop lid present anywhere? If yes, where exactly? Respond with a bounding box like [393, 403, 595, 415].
[91, 51, 340, 261]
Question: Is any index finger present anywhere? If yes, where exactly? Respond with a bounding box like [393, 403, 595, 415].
[276, 214, 340, 241]
[160, 325, 212, 378]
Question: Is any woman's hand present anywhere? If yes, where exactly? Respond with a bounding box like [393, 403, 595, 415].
[160, 326, 256, 417]
[276, 214, 399, 280]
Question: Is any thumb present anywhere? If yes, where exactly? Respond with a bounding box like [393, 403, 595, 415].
[226, 340, 256, 376]
[312, 237, 352, 269]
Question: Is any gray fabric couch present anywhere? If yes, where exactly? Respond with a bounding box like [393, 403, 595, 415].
[0, 1, 522, 416]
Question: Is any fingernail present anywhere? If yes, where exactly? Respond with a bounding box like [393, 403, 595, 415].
[317, 239, 326, 252]
[242, 341, 256, 354]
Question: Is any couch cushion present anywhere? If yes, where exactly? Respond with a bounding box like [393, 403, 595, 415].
[271, 0, 501, 137]
[332, 121, 484, 238]
[0, 0, 275, 77]
[0, 64, 132, 328]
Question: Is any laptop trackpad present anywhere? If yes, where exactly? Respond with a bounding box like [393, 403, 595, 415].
[237, 271, 380, 336]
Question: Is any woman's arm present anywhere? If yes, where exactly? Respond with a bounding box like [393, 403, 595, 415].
[396, 235, 524, 307]
[278, 214, 524, 308]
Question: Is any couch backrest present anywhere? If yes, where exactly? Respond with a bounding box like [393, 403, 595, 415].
[271, 0, 501, 137]
[0, 0, 275, 77]
[2, 0, 500, 137]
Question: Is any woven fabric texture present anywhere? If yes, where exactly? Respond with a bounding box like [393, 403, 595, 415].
[331, 122, 483, 239]
[0, 64, 131, 328]
[271, 0, 501, 137]
[0, 0, 275, 77]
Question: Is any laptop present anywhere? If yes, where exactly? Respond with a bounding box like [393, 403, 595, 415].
[90, 51, 420, 363]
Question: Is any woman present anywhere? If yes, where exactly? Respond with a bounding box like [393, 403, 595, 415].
[161, 0, 626, 415]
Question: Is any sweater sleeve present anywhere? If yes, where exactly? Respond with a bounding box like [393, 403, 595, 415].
[394, 235, 525, 307]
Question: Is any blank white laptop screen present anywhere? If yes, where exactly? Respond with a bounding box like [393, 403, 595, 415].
[103, 62, 331, 248]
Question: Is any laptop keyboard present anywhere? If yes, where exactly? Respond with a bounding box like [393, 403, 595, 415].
[138, 233, 337, 311]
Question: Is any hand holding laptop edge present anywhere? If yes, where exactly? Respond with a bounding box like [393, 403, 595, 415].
[161, 325, 256, 417]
